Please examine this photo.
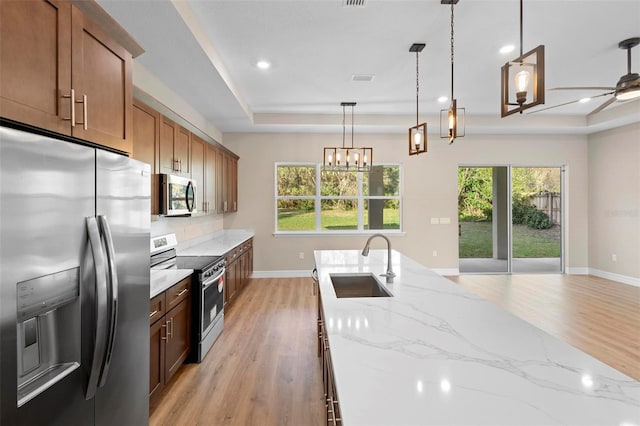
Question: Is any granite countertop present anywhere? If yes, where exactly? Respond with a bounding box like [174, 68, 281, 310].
[177, 229, 254, 257]
[314, 249, 640, 426]
[150, 269, 193, 299]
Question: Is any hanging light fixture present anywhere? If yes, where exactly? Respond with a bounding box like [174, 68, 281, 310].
[323, 102, 373, 172]
[501, 0, 545, 117]
[440, 0, 465, 144]
[409, 43, 427, 156]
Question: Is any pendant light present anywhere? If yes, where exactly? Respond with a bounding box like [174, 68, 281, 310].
[500, 0, 545, 117]
[323, 102, 373, 173]
[440, 0, 465, 144]
[408, 43, 427, 156]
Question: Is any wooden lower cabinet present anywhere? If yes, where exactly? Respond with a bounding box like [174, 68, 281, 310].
[224, 238, 253, 307]
[317, 280, 342, 425]
[149, 277, 191, 404]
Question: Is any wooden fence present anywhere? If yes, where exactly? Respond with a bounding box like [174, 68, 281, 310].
[528, 192, 561, 225]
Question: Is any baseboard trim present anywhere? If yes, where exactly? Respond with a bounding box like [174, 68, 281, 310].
[589, 269, 640, 288]
[566, 267, 589, 275]
[433, 268, 460, 276]
[252, 270, 311, 278]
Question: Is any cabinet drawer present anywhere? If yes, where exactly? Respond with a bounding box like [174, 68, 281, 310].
[226, 247, 239, 264]
[150, 293, 165, 325]
[166, 277, 191, 312]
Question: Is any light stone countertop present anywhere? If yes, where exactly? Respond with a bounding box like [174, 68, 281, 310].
[314, 249, 640, 426]
[150, 269, 193, 299]
[177, 229, 254, 257]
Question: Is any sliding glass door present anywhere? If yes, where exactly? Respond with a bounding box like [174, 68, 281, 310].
[458, 165, 563, 274]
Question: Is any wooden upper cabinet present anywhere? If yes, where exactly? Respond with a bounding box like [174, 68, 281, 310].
[175, 125, 190, 175]
[132, 99, 159, 214]
[159, 117, 190, 176]
[70, 5, 132, 153]
[0, 0, 72, 134]
[0, 0, 137, 153]
[205, 144, 218, 215]
[224, 153, 238, 213]
[190, 134, 205, 212]
[215, 148, 224, 213]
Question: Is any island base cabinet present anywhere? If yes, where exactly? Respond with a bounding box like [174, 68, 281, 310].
[317, 284, 342, 425]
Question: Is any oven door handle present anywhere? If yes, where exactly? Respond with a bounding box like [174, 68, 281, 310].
[202, 270, 225, 290]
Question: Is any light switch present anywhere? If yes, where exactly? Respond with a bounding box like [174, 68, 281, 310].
[430, 218, 439, 225]
[440, 217, 451, 225]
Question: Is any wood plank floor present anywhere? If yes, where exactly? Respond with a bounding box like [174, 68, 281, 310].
[150, 274, 640, 425]
[150, 277, 324, 426]
[447, 274, 640, 381]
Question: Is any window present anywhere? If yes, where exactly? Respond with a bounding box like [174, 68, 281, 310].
[275, 163, 401, 233]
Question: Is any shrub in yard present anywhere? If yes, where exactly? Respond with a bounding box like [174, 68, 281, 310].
[512, 198, 551, 229]
[525, 209, 551, 229]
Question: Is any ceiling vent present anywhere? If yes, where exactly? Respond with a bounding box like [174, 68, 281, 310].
[352, 74, 375, 82]
[343, 0, 366, 8]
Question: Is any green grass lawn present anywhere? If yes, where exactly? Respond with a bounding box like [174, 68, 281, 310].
[278, 208, 399, 231]
[459, 221, 561, 258]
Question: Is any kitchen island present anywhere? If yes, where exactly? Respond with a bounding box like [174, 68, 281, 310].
[314, 249, 640, 425]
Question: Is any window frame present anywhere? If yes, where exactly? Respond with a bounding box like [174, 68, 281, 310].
[274, 162, 403, 235]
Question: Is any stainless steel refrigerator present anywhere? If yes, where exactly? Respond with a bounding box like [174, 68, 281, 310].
[0, 123, 151, 425]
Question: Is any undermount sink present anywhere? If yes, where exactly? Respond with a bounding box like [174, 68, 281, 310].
[330, 273, 393, 298]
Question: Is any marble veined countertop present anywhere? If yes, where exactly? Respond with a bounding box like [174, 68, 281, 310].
[314, 249, 640, 426]
[177, 229, 254, 256]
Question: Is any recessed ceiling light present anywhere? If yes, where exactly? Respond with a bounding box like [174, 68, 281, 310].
[437, 96, 448, 103]
[256, 60, 271, 70]
[499, 45, 515, 54]
[579, 97, 591, 103]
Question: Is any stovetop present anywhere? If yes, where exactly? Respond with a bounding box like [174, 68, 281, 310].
[175, 255, 223, 272]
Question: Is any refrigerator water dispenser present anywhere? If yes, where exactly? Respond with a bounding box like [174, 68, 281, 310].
[16, 268, 81, 407]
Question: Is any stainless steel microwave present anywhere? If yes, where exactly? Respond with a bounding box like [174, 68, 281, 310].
[159, 174, 197, 216]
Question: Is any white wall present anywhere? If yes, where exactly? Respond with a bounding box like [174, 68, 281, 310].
[223, 131, 589, 274]
[588, 122, 640, 282]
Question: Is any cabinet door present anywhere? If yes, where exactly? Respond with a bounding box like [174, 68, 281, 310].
[149, 318, 166, 401]
[191, 135, 205, 212]
[70, 5, 132, 153]
[132, 100, 159, 214]
[175, 125, 190, 175]
[216, 149, 225, 213]
[0, 0, 72, 135]
[164, 298, 190, 384]
[205, 144, 217, 215]
[159, 116, 177, 174]
[230, 157, 238, 212]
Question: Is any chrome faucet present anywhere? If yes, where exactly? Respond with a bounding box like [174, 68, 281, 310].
[361, 233, 395, 283]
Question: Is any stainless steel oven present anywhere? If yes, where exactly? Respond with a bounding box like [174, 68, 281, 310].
[199, 264, 225, 359]
[150, 234, 225, 363]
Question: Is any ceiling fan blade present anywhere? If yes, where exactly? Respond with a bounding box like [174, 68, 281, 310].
[587, 97, 617, 116]
[527, 91, 615, 115]
[527, 99, 583, 114]
[549, 86, 615, 91]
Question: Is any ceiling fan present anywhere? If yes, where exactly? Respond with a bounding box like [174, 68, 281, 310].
[530, 37, 640, 116]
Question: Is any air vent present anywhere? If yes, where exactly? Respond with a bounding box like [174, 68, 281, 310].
[343, 0, 366, 7]
[352, 74, 375, 82]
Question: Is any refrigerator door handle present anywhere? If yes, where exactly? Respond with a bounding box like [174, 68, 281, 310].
[85, 217, 109, 400]
[97, 215, 118, 388]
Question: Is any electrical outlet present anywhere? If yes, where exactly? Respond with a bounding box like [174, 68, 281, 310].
[299, 252, 305, 260]
[612, 254, 617, 262]
[433, 250, 438, 257]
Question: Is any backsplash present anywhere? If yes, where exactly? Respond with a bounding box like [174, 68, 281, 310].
[151, 214, 224, 243]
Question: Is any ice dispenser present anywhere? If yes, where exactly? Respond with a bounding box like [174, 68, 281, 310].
[16, 268, 81, 407]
